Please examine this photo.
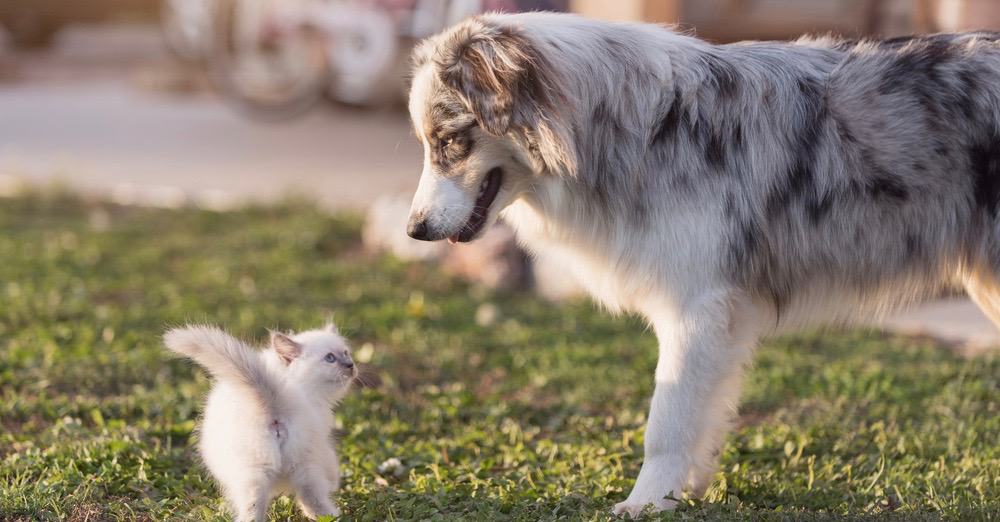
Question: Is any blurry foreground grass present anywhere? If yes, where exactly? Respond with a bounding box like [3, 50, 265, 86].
[0, 192, 997, 521]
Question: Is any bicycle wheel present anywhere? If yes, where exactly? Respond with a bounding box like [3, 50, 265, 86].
[162, 0, 214, 62]
[2, 12, 61, 49]
[209, 0, 330, 121]
[323, 4, 396, 105]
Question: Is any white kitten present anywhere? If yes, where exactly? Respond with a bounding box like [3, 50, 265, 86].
[165, 324, 355, 521]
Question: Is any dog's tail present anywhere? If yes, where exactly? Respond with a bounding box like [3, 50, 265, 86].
[164, 325, 282, 411]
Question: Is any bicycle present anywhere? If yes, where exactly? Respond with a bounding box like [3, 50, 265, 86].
[207, 0, 492, 120]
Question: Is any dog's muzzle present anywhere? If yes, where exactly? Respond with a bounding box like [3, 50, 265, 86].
[406, 217, 431, 241]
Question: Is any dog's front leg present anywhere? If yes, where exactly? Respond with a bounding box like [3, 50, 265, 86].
[614, 290, 754, 516]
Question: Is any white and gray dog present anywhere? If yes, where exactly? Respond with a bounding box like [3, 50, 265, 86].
[405, 11, 1000, 515]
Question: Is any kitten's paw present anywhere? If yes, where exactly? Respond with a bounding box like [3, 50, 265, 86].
[313, 507, 341, 521]
[304, 505, 340, 520]
[612, 498, 676, 518]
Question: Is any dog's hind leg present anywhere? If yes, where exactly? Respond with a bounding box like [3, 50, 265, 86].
[963, 263, 1000, 330]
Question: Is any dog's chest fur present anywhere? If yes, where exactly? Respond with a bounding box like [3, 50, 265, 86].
[502, 183, 723, 317]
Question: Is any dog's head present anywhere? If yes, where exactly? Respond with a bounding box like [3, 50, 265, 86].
[405, 17, 576, 243]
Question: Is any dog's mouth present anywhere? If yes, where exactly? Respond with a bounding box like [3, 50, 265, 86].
[448, 167, 503, 244]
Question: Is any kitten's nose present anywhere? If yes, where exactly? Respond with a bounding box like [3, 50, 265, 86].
[341, 359, 354, 370]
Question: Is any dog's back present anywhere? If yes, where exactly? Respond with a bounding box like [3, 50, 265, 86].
[699, 32, 1000, 323]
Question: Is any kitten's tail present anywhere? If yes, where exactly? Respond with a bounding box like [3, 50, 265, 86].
[164, 325, 282, 411]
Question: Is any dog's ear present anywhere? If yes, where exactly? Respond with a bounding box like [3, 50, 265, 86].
[434, 22, 529, 135]
[270, 331, 302, 365]
[433, 20, 577, 176]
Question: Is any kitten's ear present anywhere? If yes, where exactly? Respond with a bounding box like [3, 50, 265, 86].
[322, 312, 338, 334]
[270, 331, 302, 365]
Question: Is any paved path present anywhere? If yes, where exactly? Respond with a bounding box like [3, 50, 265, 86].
[0, 80, 421, 209]
[882, 298, 998, 352]
[1, 24, 997, 351]
[0, 24, 421, 210]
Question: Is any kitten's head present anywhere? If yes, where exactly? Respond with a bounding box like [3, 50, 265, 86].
[270, 323, 356, 400]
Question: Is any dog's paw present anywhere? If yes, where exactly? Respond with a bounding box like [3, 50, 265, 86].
[612, 498, 676, 518]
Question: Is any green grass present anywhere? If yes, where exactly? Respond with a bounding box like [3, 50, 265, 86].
[0, 191, 997, 521]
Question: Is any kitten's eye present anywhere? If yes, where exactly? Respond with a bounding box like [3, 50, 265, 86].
[324, 353, 336, 363]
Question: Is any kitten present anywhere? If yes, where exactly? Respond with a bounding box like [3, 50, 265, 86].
[165, 323, 355, 521]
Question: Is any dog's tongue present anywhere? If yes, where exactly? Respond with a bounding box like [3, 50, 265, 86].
[448, 235, 458, 245]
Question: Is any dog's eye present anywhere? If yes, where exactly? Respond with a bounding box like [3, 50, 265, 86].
[434, 132, 472, 166]
[324, 353, 336, 363]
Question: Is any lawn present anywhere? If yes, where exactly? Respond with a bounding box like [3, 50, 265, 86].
[0, 191, 997, 521]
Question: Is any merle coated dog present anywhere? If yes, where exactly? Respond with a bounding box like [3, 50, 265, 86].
[404, 12, 1000, 514]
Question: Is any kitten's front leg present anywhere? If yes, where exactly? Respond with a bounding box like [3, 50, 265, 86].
[613, 290, 755, 516]
[323, 446, 342, 490]
[292, 466, 339, 520]
[227, 476, 274, 522]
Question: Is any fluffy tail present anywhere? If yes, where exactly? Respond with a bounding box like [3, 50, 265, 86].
[164, 325, 282, 411]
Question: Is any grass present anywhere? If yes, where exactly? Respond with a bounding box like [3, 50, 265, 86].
[0, 191, 997, 521]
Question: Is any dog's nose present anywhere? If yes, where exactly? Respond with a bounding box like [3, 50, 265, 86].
[407, 217, 431, 241]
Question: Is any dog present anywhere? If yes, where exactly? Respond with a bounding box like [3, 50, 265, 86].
[404, 12, 1000, 515]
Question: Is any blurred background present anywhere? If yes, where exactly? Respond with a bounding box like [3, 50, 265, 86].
[1, 0, 999, 343]
[1, 0, 998, 208]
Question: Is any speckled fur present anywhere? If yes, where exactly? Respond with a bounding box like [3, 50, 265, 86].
[406, 12, 1000, 514]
